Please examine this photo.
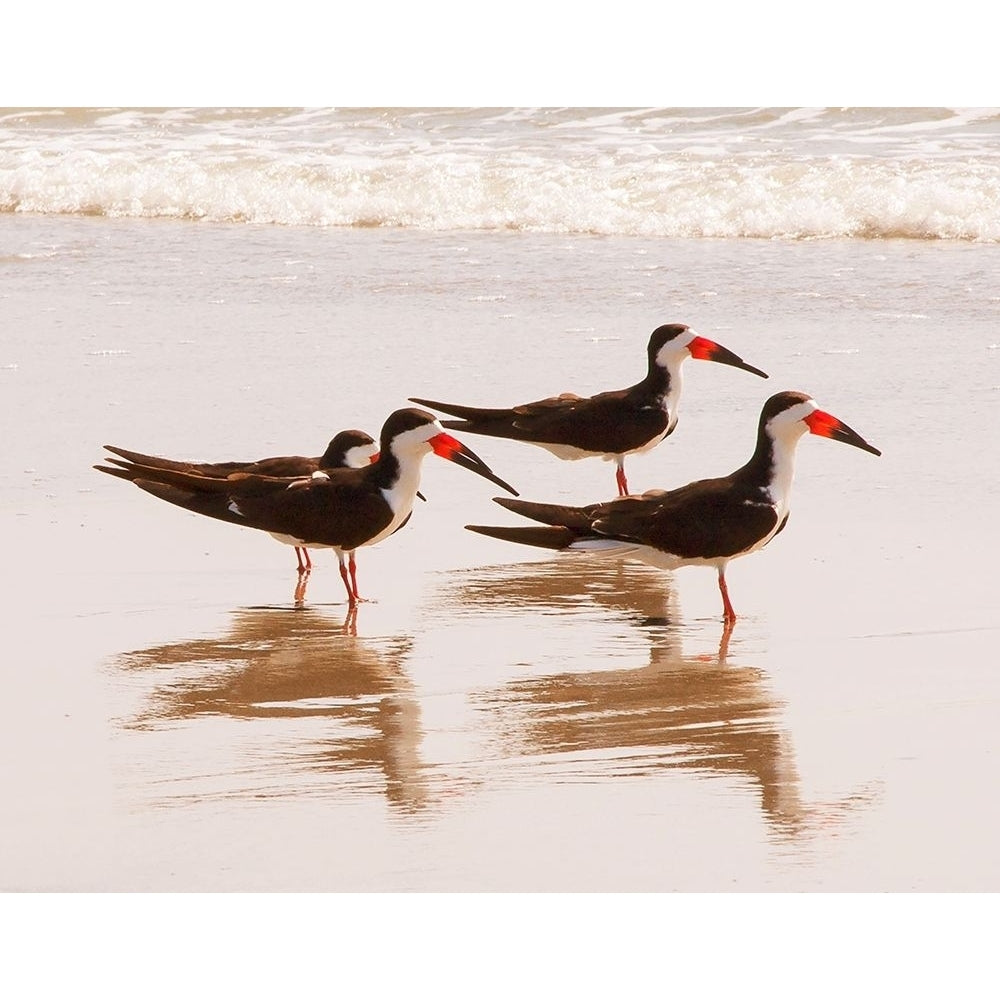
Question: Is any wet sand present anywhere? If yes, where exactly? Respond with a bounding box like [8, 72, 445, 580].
[2, 214, 999, 890]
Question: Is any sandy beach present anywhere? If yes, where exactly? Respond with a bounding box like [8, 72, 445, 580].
[2, 204, 998, 891]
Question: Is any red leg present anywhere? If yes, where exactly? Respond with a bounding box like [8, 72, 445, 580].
[337, 553, 358, 607]
[718, 567, 737, 624]
[347, 551, 365, 603]
[616, 463, 629, 497]
[295, 546, 312, 573]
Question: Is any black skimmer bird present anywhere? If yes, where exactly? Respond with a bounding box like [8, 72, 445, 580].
[96, 408, 518, 606]
[411, 323, 768, 497]
[103, 428, 380, 480]
[100, 429, 381, 574]
[466, 391, 880, 624]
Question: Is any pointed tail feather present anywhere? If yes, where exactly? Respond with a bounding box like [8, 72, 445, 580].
[409, 397, 514, 423]
[465, 524, 578, 550]
[491, 496, 595, 530]
[96, 460, 237, 492]
[94, 463, 142, 482]
[105, 446, 277, 479]
[104, 456, 190, 475]
[105, 448, 229, 477]
[104, 444, 191, 471]
[131, 479, 248, 527]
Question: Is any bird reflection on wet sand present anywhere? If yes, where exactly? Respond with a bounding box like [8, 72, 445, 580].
[117, 606, 431, 814]
[443, 557, 873, 839]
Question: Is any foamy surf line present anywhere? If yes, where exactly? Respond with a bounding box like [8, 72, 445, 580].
[2, 107, 999, 240]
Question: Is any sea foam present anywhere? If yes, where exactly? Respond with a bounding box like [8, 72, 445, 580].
[1, 107, 998, 241]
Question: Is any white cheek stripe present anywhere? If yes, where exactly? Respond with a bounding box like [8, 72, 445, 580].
[344, 444, 379, 468]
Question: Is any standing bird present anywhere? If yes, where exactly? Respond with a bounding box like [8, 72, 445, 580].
[466, 391, 880, 624]
[100, 429, 381, 574]
[96, 408, 518, 606]
[411, 323, 768, 497]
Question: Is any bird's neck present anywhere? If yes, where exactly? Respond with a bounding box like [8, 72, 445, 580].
[640, 363, 681, 430]
[632, 364, 683, 414]
[735, 426, 803, 509]
[373, 450, 421, 516]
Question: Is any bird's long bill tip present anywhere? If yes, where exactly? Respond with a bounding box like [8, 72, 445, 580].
[430, 432, 519, 495]
[806, 410, 881, 456]
[689, 336, 769, 378]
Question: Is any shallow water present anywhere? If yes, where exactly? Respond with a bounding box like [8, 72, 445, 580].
[1, 212, 999, 890]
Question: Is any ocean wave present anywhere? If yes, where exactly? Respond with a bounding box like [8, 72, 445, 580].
[1, 107, 998, 241]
